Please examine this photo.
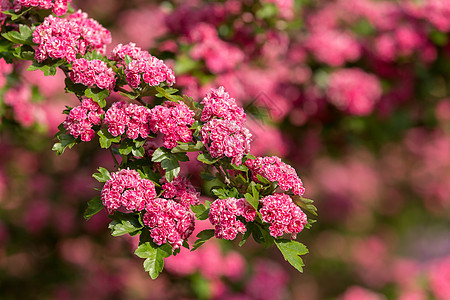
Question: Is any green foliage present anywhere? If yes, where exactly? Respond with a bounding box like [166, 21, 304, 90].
[27, 60, 64, 76]
[211, 187, 239, 199]
[292, 195, 318, 216]
[1, 8, 33, 21]
[191, 204, 210, 220]
[197, 152, 220, 164]
[85, 87, 109, 107]
[191, 229, 215, 251]
[275, 239, 309, 273]
[92, 167, 111, 182]
[1, 24, 36, 45]
[52, 125, 77, 155]
[83, 196, 103, 220]
[151, 147, 189, 181]
[171, 141, 204, 153]
[108, 212, 143, 236]
[97, 128, 121, 149]
[135, 241, 172, 279]
[154, 86, 183, 102]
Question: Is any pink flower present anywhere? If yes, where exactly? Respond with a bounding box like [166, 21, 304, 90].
[143, 198, 195, 249]
[429, 256, 450, 300]
[70, 58, 116, 91]
[209, 197, 256, 240]
[201, 86, 246, 124]
[14, 0, 70, 16]
[104, 101, 150, 139]
[201, 118, 252, 166]
[259, 194, 307, 239]
[101, 168, 157, 213]
[149, 101, 195, 149]
[327, 68, 382, 116]
[246, 156, 305, 196]
[63, 98, 104, 142]
[160, 176, 200, 208]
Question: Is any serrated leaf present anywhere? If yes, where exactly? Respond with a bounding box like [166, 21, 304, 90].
[85, 87, 109, 107]
[197, 153, 220, 165]
[118, 139, 133, 155]
[151, 148, 189, 182]
[211, 188, 228, 200]
[27, 60, 63, 76]
[251, 223, 274, 248]
[244, 193, 259, 210]
[92, 167, 111, 182]
[97, 129, 121, 149]
[132, 146, 145, 158]
[52, 133, 77, 155]
[275, 239, 309, 273]
[171, 141, 204, 153]
[191, 229, 215, 251]
[191, 204, 209, 220]
[292, 195, 318, 216]
[108, 213, 143, 236]
[135, 242, 172, 279]
[65, 77, 86, 98]
[83, 196, 103, 220]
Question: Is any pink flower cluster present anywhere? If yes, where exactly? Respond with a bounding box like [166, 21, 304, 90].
[246, 156, 305, 196]
[3, 84, 40, 127]
[32, 11, 111, 62]
[429, 256, 450, 300]
[104, 101, 150, 139]
[422, 0, 450, 32]
[259, 193, 307, 239]
[69, 58, 116, 90]
[201, 86, 246, 124]
[143, 198, 195, 249]
[306, 29, 361, 67]
[125, 56, 175, 89]
[209, 197, 256, 240]
[14, 0, 70, 16]
[149, 101, 195, 149]
[110, 42, 151, 64]
[189, 23, 244, 74]
[101, 168, 157, 213]
[161, 176, 200, 208]
[326, 68, 382, 116]
[63, 98, 104, 142]
[201, 119, 252, 166]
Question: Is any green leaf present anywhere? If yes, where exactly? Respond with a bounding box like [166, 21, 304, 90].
[275, 239, 309, 273]
[211, 188, 228, 200]
[292, 195, 318, 216]
[304, 219, 317, 230]
[64, 77, 87, 98]
[83, 196, 103, 220]
[27, 60, 64, 76]
[124, 54, 132, 65]
[200, 172, 216, 181]
[244, 193, 259, 210]
[191, 204, 210, 220]
[132, 146, 145, 158]
[118, 139, 133, 155]
[97, 129, 121, 149]
[52, 133, 77, 155]
[92, 167, 111, 183]
[197, 152, 220, 165]
[256, 174, 271, 185]
[239, 229, 251, 247]
[251, 223, 274, 248]
[191, 229, 215, 251]
[151, 147, 189, 182]
[171, 141, 204, 153]
[135, 242, 172, 279]
[85, 87, 109, 108]
[109, 213, 143, 236]
[1, 25, 35, 46]
[13, 45, 34, 60]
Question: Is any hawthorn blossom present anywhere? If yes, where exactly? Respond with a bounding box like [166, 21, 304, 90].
[246, 156, 305, 196]
[209, 197, 256, 240]
[149, 101, 195, 149]
[110, 42, 151, 64]
[63, 98, 104, 142]
[32, 11, 110, 63]
[14, 0, 70, 16]
[101, 168, 157, 213]
[201, 118, 252, 166]
[125, 56, 175, 88]
[143, 198, 195, 249]
[423, 0, 450, 32]
[201, 86, 246, 124]
[259, 194, 307, 239]
[160, 176, 200, 208]
[70, 58, 116, 90]
[104, 101, 150, 139]
[327, 68, 382, 116]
